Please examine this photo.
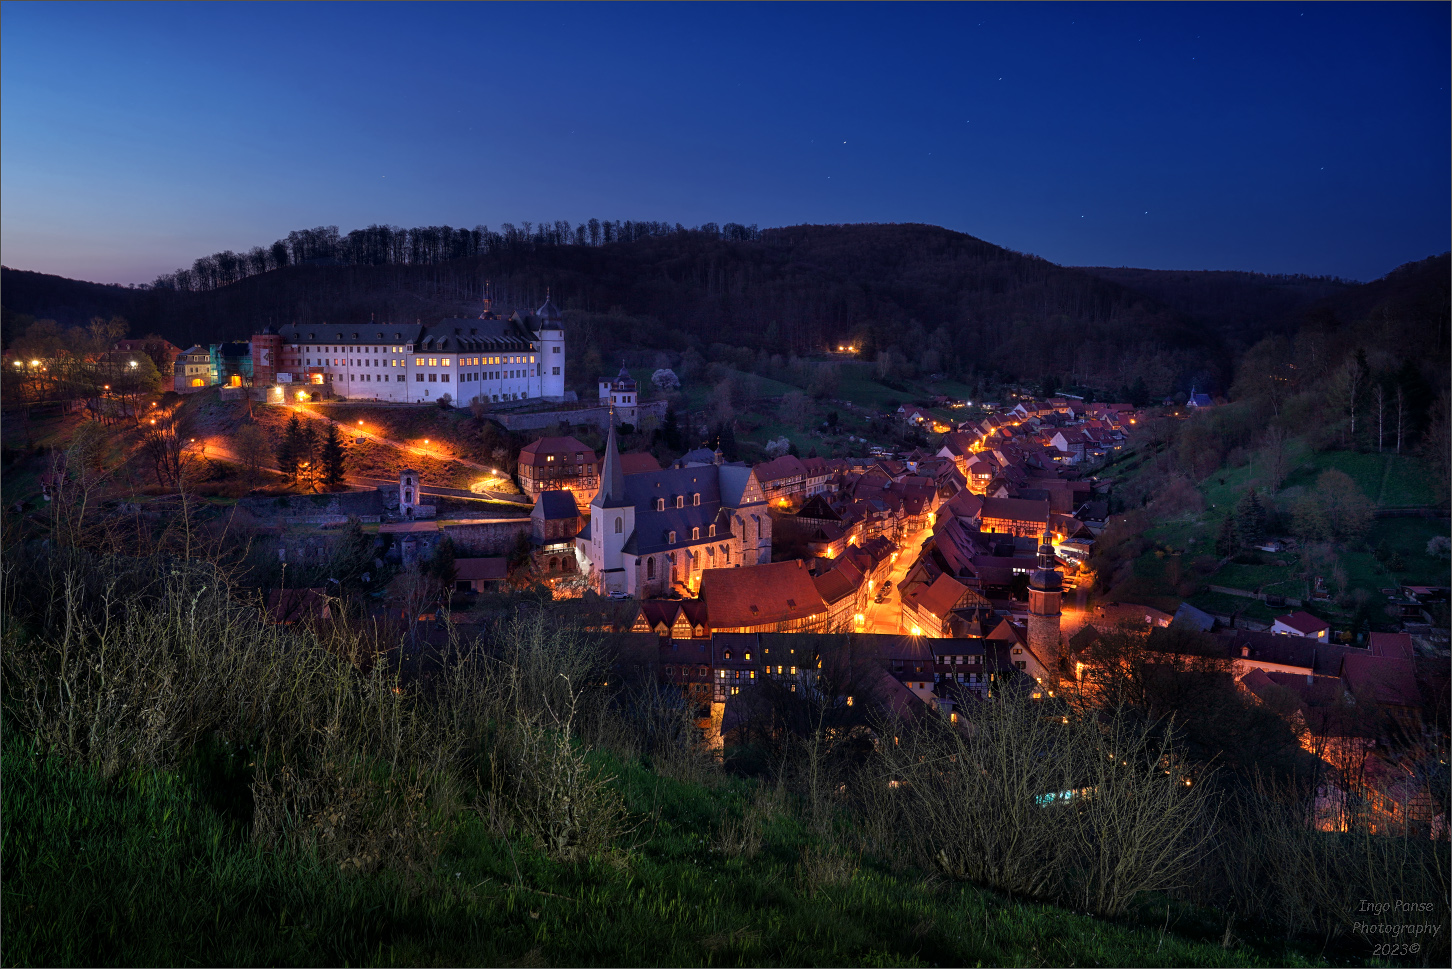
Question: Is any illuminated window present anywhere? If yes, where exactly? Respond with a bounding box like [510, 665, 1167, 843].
[441, 358, 451, 367]
[415, 357, 424, 366]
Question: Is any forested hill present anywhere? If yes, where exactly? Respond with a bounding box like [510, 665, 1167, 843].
[2, 224, 1428, 395]
[1077, 266, 1358, 345]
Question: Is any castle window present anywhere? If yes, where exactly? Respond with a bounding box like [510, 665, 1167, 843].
[614, 517, 623, 534]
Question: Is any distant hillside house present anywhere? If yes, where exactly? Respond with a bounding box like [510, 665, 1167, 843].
[598, 364, 640, 426]
[253, 295, 566, 404]
[1271, 610, 1331, 642]
[174, 345, 211, 393]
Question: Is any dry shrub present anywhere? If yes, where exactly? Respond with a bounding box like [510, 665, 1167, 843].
[714, 784, 785, 860]
[797, 843, 859, 897]
[877, 695, 1213, 917]
[1208, 777, 1450, 962]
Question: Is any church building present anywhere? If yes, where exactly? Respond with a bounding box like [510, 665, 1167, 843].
[576, 423, 772, 597]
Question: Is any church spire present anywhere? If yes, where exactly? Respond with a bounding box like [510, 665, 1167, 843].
[596, 407, 630, 507]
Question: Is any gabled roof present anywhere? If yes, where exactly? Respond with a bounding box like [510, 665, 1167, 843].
[1275, 611, 1330, 636]
[519, 436, 595, 462]
[1368, 631, 1414, 661]
[907, 573, 971, 621]
[813, 558, 865, 606]
[619, 451, 662, 474]
[533, 490, 581, 520]
[699, 560, 826, 628]
[1340, 654, 1420, 709]
[754, 455, 807, 483]
[979, 496, 1051, 525]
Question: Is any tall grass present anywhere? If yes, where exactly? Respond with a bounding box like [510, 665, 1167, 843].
[2, 543, 1443, 965]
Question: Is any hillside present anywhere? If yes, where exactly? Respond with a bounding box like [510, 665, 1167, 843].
[1077, 266, 1357, 345]
[6, 223, 1237, 394]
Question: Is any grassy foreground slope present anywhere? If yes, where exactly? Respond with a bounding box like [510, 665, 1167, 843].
[2, 733, 1309, 968]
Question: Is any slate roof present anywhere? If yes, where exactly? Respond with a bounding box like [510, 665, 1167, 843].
[533, 490, 581, 520]
[622, 465, 728, 556]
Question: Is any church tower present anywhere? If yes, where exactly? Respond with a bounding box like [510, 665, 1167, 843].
[586, 415, 635, 595]
[1027, 530, 1063, 685]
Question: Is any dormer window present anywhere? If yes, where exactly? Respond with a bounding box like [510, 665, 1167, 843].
[692, 527, 700, 541]
[724, 650, 732, 660]
[692, 493, 700, 506]
[744, 652, 751, 661]
[655, 498, 665, 511]
[668, 530, 676, 543]
[708, 524, 716, 537]
[675, 495, 684, 509]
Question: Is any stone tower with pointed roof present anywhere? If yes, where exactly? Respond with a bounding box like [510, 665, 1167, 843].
[1027, 530, 1062, 686]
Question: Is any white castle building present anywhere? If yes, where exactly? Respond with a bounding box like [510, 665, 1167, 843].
[253, 296, 566, 404]
[576, 422, 772, 598]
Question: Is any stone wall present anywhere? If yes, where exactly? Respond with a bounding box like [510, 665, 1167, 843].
[495, 400, 667, 434]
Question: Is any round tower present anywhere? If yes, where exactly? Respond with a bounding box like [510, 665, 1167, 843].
[1027, 530, 1063, 685]
[535, 293, 565, 400]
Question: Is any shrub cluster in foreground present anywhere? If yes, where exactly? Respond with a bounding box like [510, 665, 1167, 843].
[1, 546, 1446, 966]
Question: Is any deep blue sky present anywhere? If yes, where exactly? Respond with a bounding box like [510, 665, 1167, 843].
[2, 2, 1447, 284]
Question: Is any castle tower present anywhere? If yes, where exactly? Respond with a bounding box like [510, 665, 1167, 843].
[400, 468, 421, 519]
[535, 291, 565, 400]
[1027, 530, 1063, 685]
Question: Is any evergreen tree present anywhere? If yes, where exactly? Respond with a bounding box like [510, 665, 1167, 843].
[276, 414, 302, 482]
[1235, 489, 1266, 546]
[715, 422, 739, 462]
[661, 406, 682, 451]
[1214, 514, 1238, 557]
[429, 537, 458, 589]
[319, 422, 347, 488]
[787, 439, 800, 457]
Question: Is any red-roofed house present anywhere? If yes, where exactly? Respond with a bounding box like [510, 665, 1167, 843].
[979, 496, 1051, 538]
[1271, 611, 1331, 642]
[699, 559, 829, 633]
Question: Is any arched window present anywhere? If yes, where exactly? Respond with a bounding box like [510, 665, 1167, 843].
[708, 524, 716, 538]
[692, 493, 700, 506]
[675, 495, 684, 509]
[655, 498, 664, 511]
[668, 530, 676, 544]
[647, 557, 655, 579]
[614, 517, 623, 534]
[548, 556, 559, 572]
[691, 527, 700, 541]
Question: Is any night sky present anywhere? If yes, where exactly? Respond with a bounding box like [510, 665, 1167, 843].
[2, 1, 1447, 284]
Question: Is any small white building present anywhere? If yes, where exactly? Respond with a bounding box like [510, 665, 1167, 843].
[1271, 610, 1330, 642]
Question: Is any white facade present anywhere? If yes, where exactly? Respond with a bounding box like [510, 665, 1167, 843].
[266, 299, 567, 405]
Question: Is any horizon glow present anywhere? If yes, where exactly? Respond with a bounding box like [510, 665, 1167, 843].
[1, 1, 1448, 285]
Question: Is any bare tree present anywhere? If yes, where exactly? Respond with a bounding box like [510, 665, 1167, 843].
[1373, 383, 1385, 452]
[1395, 384, 1405, 454]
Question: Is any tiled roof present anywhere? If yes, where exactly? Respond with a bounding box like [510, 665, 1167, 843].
[1340, 654, 1420, 708]
[700, 560, 826, 628]
[908, 573, 970, 621]
[1275, 611, 1330, 635]
[754, 455, 807, 483]
[1368, 631, 1414, 661]
[619, 451, 662, 474]
[519, 436, 595, 464]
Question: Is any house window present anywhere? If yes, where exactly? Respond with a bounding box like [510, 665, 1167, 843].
[647, 558, 655, 579]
